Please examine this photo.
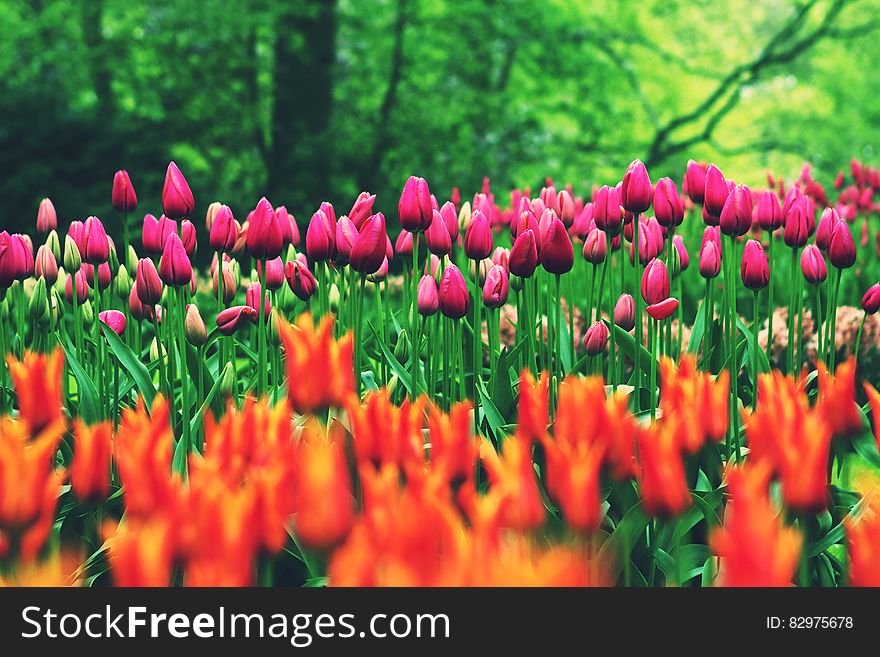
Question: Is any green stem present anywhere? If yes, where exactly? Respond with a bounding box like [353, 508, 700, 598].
[472, 258, 481, 432]
[649, 318, 657, 420]
[854, 312, 867, 364]
[178, 288, 191, 457]
[766, 234, 774, 367]
[752, 290, 759, 411]
[632, 213, 642, 411]
[787, 247, 798, 375]
[354, 274, 366, 397]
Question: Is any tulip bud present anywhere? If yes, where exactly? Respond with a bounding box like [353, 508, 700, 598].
[646, 297, 679, 321]
[398, 176, 433, 233]
[672, 235, 689, 274]
[348, 191, 376, 231]
[258, 256, 285, 291]
[218, 361, 235, 398]
[334, 216, 358, 265]
[185, 304, 207, 346]
[284, 260, 318, 301]
[35, 245, 58, 285]
[828, 220, 856, 269]
[741, 239, 769, 290]
[205, 201, 223, 231]
[246, 282, 271, 320]
[593, 185, 622, 236]
[136, 258, 163, 306]
[328, 283, 341, 315]
[350, 213, 387, 274]
[439, 264, 469, 319]
[217, 305, 258, 336]
[162, 161, 194, 219]
[783, 198, 810, 248]
[482, 264, 509, 309]
[862, 283, 880, 315]
[29, 278, 50, 325]
[457, 201, 472, 234]
[541, 217, 574, 275]
[509, 229, 539, 278]
[81, 298, 94, 327]
[703, 164, 727, 218]
[306, 209, 336, 262]
[65, 269, 89, 304]
[614, 293, 635, 331]
[583, 321, 609, 356]
[111, 170, 138, 214]
[685, 160, 707, 204]
[699, 240, 721, 279]
[719, 184, 753, 236]
[815, 207, 838, 251]
[582, 228, 606, 264]
[394, 330, 410, 361]
[653, 178, 684, 227]
[42, 229, 60, 264]
[149, 337, 166, 363]
[246, 197, 283, 260]
[557, 190, 576, 228]
[417, 274, 439, 316]
[755, 189, 782, 232]
[464, 210, 493, 260]
[425, 209, 452, 256]
[37, 198, 57, 234]
[159, 233, 192, 286]
[641, 258, 670, 305]
[82, 216, 109, 265]
[621, 160, 652, 214]
[212, 261, 236, 304]
[491, 247, 510, 273]
[99, 309, 126, 336]
[801, 244, 827, 285]
[394, 229, 413, 258]
[114, 264, 131, 300]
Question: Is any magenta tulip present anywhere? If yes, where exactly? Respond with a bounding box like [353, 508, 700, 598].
[583, 227, 606, 264]
[245, 282, 271, 320]
[439, 201, 459, 241]
[162, 161, 194, 219]
[99, 310, 127, 336]
[111, 170, 138, 214]
[82, 216, 110, 264]
[541, 217, 574, 275]
[398, 176, 433, 233]
[703, 164, 727, 218]
[755, 190, 782, 232]
[646, 297, 679, 321]
[438, 264, 469, 319]
[672, 235, 689, 272]
[37, 198, 57, 234]
[482, 264, 509, 308]
[614, 293, 635, 331]
[284, 260, 318, 301]
[258, 256, 285, 291]
[34, 245, 58, 285]
[719, 184, 753, 237]
[464, 209, 493, 260]
[65, 269, 89, 304]
[828, 220, 856, 269]
[862, 284, 880, 315]
[685, 160, 707, 204]
[509, 229, 539, 278]
[181, 219, 197, 258]
[783, 198, 810, 248]
[699, 240, 721, 279]
[136, 258, 163, 305]
[348, 192, 376, 230]
[583, 321, 609, 356]
[83, 262, 112, 291]
[815, 207, 837, 251]
[641, 258, 670, 305]
[741, 239, 769, 290]
[557, 190, 576, 228]
[653, 178, 684, 228]
[394, 230, 413, 258]
[425, 209, 452, 256]
[621, 160, 652, 214]
[801, 244, 827, 285]
[247, 197, 283, 260]
[306, 209, 336, 261]
[159, 233, 192, 287]
[350, 212, 388, 275]
[209, 205, 237, 252]
[335, 216, 359, 265]
[217, 305, 258, 336]
[417, 274, 440, 316]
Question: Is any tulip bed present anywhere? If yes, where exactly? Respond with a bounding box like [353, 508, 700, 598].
[2, 159, 880, 587]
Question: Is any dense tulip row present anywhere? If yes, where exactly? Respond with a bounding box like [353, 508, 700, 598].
[1, 156, 880, 586]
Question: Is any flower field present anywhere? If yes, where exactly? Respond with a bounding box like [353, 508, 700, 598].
[2, 158, 880, 587]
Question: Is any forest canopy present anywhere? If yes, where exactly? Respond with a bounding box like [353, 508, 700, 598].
[1, 0, 878, 233]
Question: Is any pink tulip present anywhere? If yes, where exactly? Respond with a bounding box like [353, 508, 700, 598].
[509, 229, 538, 278]
[335, 216, 359, 265]
[491, 247, 510, 273]
[65, 269, 90, 304]
[162, 161, 194, 219]
[348, 192, 376, 230]
[417, 274, 440, 316]
[740, 239, 769, 290]
[614, 294, 635, 331]
[653, 177, 683, 228]
[82, 216, 110, 264]
[621, 160, 652, 215]
[247, 197, 283, 260]
[276, 206, 300, 247]
[439, 264, 469, 319]
[672, 235, 689, 272]
[541, 217, 574, 275]
[99, 310, 127, 336]
[439, 201, 459, 241]
[719, 184, 753, 237]
[37, 198, 57, 234]
[464, 209, 493, 260]
[583, 321, 609, 356]
[136, 258, 163, 305]
[258, 256, 285, 291]
[217, 305, 258, 336]
[754, 189, 782, 232]
[482, 264, 509, 308]
[699, 240, 721, 279]
[212, 261, 236, 304]
[828, 220, 856, 269]
[209, 205, 237, 252]
[646, 297, 679, 321]
[425, 209, 452, 256]
[593, 185, 622, 236]
[129, 283, 155, 321]
[284, 260, 318, 301]
[583, 227, 606, 264]
[641, 258, 670, 305]
[83, 262, 112, 291]
[306, 209, 336, 261]
[815, 207, 839, 251]
[685, 160, 707, 204]
[703, 164, 727, 218]
[801, 244, 827, 285]
[783, 198, 810, 248]
[159, 233, 192, 287]
[181, 219, 197, 257]
[111, 170, 138, 214]
[394, 230, 413, 258]
[862, 283, 880, 315]
[246, 282, 271, 320]
[398, 176, 433, 233]
[350, 212, 387, 275]
[34, 245, 58, 285]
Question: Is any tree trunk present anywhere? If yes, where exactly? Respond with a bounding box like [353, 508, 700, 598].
[267, 0, 338, 210]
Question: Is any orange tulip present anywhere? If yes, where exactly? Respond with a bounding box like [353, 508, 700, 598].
[106, 518, 176, 587]
[745, 372, 832, 511]
[710, 464, 802, 586]
[426, 401, 476, 486]
[294, 423, 353, 550]
[816, 359, 863, 437]
[845, 502, 880, 586]
[71, 420, 112, 501]
[278, 314, 354, 414]
[865, 381, 880, 451]
[6, 349, 64, 436]
[517, 370, 548, 441]
[346, 390, 423, 469]
[636, 417, 691, 517]
[479, 435, 545, 531]
[659, 355, 729, 452]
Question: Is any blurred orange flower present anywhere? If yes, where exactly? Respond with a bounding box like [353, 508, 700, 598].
[816, 359, 863, 437]
[711, 463, 802, 587]
[636, 417, 692, 517]
[71, 419, 112, 502]
[845, 500, 880, 586]
[278, 313, 354, 414]
[659, 355, 729, 452]
[6, 349, 64, 435]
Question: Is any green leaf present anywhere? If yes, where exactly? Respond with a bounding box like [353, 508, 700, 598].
[101, 320, 157, 406]
[477, 379, 507, 441]
[188, 364, 227, 438]
[172, 436, 188, 478]
[369, 322, 413, 395]
[599, 501, 648, 583]
[735, 315, 771, 374]
[604, 320, 658, 378]
[489, 347, 516, 421]
[185, 342, 223, 419]
[60, 334, 100, 424]
[686, 296, 706, 355]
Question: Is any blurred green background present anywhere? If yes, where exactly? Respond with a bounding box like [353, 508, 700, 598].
[1, 0, 879, 229]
